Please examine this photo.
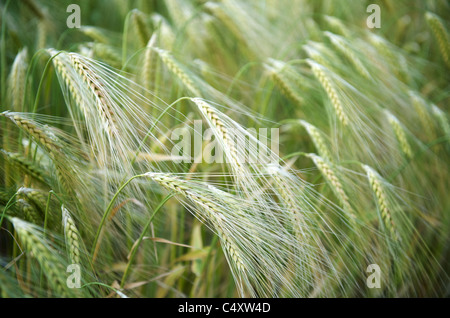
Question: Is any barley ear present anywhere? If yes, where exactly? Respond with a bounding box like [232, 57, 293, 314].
[0, 150, 47, 184]
[11, 217, 70, 296]
[191, 98, 242, 170]
[69, 53, 119, 136]
[1, 112, 61, 154]
[265, 59, 304, 106]
[143, 33, 159, 93]
[145, 172, 246, 273]
[130, 9, 150, 47]
[325, 32, 370, 79]
[7, 48, 28, 111]
[426, 12, 450, 68]
[299, 120, 332, 162]
[155, 48, 201, 96]
[363, 165, 399, 241]
[307, 153, 355, 220]
[17, 199, 42, 225]
[431, 104, 450, 139]
[385, 111, 413, 159]
[307, 60, 349, 126]
[62, 205, 82, 265]
[409, 92, 435, 140]
[323, 15, 351, 37]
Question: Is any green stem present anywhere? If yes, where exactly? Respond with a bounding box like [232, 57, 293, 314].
[122, 11, 133, 68]
[259, 78, 275, 118]
[130, 97, 191, 166]
[21, 49, 47, 111]
[42, 190, 64, 236]
[120, 193, 174, 288]
[90, 173, 147, 261]
[0, 0, 11, 106]
[120, 46, 147, 73]
[226, 61, 260, 97]
[0, 191, 17, 228]
[39, 190, 55, 290]
[31, 52, 64, 115]
[81, 282, 125, 297]
[1, 0, 11, 186]
[282, 151, 307, 160]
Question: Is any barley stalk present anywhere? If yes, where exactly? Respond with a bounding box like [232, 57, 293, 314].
[307, 153, 355, 220]
[363, 165, 399, 241]
[11, 217, 69, 296]
[0, 112, 74, 194]
[142, 33, 158, 93]
[368, 33, 410, 82]
[409, 92, 435, 140]
[325, 32, 371, 79]
[323, 15, 350, 37]
[18, 188, 48, 214]
[7, 48, 28, 111]
[146, 172, 245, 272]
[69, 53, 119, 136]
[17, 199, 42, 225]
[79, 26, 108, 43]
[1, 112, 61, 154]
[131, 9, 150, 47]
[426, 12, 450, 68]
[48, 49, 84, 108]
[299, 120, 332, 162]
[204, 2, 249, 54]
[37, 20, 47, 50]
[266, 59, 304, 106]
[431, 104, 450, 138]
[151, 14, 175, 50]
[191, 98, 242, 169]
[265, 166, 322, 296]
[154, 48, 201, 96]
[0, 190, 11, 206]
[62, 206, 81, 265]
[1, 198, 21, 219]
[23, 0, 45, 20]
[0, 149, 47, 183]
[92, 43, 122, 69]
[165, 0, 188, 28]
[308, 60, 349, 126]
[267, 165, 307, 239]
[303, 43, 334, 70]
[385, 111, 413, 159]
